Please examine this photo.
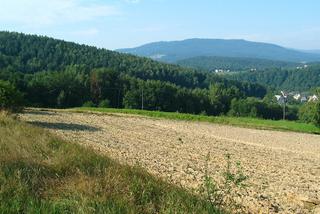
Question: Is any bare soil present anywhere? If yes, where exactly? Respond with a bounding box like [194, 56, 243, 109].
[20, 109, 320, 213]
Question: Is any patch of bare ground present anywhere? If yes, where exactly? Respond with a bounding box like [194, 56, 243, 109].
[20, 109, 320, 213]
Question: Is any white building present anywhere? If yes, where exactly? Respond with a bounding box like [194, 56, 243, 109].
[308, 95, 319, 102]
[293, 94, 301, 100]
[275, 95, 286, 104]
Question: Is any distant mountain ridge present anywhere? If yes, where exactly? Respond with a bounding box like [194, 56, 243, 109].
[176, 56, 300, 71]
[302, 50, 320, 54]
[117, 38, 320, 63]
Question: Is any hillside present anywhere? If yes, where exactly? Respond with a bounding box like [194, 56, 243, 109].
[0, 31, 201, 88]
[117, 38, 320, 63]
[0, 31, 266, 116]
[176, 56, 300, 71]
[0, 31, 263, 89]
[227, 64, 320, 91]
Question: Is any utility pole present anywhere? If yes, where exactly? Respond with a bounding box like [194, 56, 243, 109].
[281, 91, 287, 120]
[141, 87, 144, 110]
[283, 101, 286, 120]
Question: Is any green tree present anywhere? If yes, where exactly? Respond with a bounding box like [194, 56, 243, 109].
[0, 80, 24, 112]
[299, 102, 320, 126]
[90, 68, 120, 107]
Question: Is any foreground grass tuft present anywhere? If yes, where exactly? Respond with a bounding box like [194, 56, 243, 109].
[0, 113, 223, 213]
[72, 107, 320, 134]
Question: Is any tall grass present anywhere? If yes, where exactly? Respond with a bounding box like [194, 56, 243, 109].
[0, 112, 223, 213]
[72, 107, 320, 134]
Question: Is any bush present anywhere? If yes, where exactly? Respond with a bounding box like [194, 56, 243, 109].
[0, 80, 23, 112]
[98, 99, 110, 108]
[299, 102, 320, 126]
[228, 98, 283, 120]
[82, 101, 96, 107]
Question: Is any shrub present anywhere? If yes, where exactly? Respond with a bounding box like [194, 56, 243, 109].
[98, 99, 110, 108]
[200, 153, 248, 213]
[0, 80, 23, 112]
[299, 102, 320, 126]
[82, 101, 96, 107]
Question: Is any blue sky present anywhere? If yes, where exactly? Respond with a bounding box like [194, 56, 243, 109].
[0, 0, 319, 50]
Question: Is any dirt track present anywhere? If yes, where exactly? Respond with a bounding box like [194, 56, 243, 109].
[21, 109, 320, 213]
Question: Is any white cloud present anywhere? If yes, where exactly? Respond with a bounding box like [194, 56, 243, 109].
[0, 0, 120, 27]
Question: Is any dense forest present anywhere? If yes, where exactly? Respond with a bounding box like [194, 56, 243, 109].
[0, 31, 316, 122]
[0, 32, 271, 115]
[227, 65, 320, 91]
[176, 56, 299, 72]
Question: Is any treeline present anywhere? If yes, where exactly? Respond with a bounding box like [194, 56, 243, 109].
[2, 73, 316, 124]
[228, 97, 298, 120]
[177, 56, 299, 72]
[228, 65, 320, 91]
[0, 66, 265, 116]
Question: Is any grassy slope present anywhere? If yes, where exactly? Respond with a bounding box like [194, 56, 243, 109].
[72, 107, 320, 134]
[0, 113, 222, 214]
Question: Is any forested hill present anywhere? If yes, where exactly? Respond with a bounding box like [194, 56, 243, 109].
[117, 38, 320, 63]
[227, 65, 320, 91]
[0, 31, 269, 117]
[0, 31, 266, 91]
[176, 56, 300, 71]
[0, 31, 203, 88]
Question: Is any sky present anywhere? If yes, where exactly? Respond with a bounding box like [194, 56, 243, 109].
[0, 0, 319, 50]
